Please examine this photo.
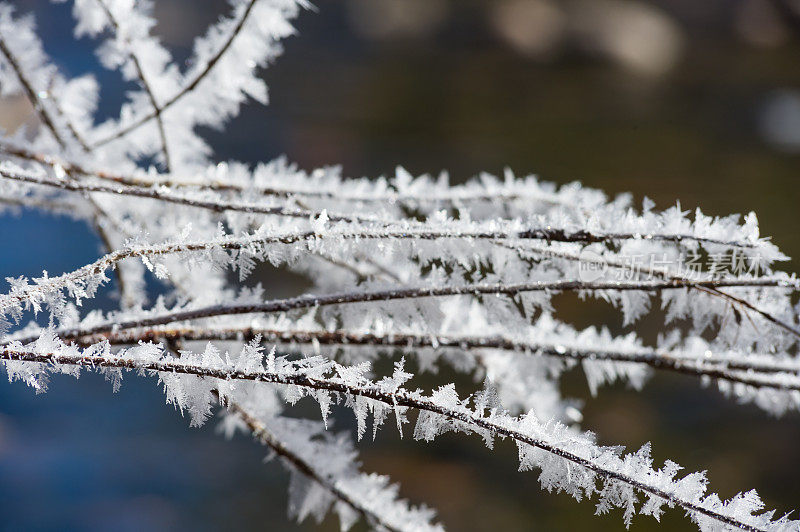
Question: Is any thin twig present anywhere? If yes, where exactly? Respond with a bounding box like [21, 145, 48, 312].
[0, 142, 137, 184]
[44, 77, 91, 151]
[0, 37, 91, 151]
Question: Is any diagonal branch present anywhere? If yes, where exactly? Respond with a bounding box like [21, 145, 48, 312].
[92, 0, 171, 169]
[89, 0, 259, 150]
[221, 396, 405, 532]
[0, 40, 129, 300]
[0, 37, 66, 148]
[0, 37, 90, 151]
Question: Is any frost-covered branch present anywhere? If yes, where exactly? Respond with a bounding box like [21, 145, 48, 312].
[0, 166, 366, 221]
[88, 0, 259, 149]
[0, 163, 779, 252]
[222, 397, 442, 532]
[89, 0, 171, 169]
[0, 6, 94, 152]
[83, 325, 800, 382]
[88, 0, 302, 169]
[2, 219, 794, 334]
[0, 344, 793, 531]
[0, 143, 607, 207]
[7, 276, 793, 344]
[0, 37, 66, 148]
[0, 141, 138, 185]
[64, 323, 800, 413]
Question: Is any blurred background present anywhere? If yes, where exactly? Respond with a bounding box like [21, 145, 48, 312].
[1, 0, 800, 530]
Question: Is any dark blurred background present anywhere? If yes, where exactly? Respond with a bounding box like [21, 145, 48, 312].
[1, 0, 800, 530]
